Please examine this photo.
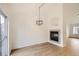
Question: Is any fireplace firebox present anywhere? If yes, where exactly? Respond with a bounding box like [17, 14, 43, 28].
[50, 31, 59, 42]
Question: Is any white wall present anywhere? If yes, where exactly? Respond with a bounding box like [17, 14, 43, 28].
[9, 4, 48, 49]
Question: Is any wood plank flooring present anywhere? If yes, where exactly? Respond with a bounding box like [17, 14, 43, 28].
[11, 38, 79, 56]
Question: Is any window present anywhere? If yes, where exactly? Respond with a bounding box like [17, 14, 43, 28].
[73, 26, 79, 34]
[0, 15, 5, 24]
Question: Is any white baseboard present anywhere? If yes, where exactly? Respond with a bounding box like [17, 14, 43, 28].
[12, 41, 47, 50]
[48, 40, 64, 47]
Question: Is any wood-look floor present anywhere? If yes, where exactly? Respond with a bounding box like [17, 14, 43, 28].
[11, 38, 79, 56]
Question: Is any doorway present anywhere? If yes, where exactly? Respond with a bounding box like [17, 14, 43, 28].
[0, 10, 8, 56]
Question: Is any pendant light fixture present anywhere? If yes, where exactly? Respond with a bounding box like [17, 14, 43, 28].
[36, 3, 45, 26]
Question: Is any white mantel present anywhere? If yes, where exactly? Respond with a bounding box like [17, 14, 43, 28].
[48, 29, 64, 47]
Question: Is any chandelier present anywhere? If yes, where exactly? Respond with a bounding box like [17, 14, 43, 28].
[36, 3, 45, 26]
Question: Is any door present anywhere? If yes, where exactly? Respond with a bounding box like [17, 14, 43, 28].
[0, 11, 8, 56]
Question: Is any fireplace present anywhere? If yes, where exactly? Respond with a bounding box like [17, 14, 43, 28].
[50, 31, 59, 42]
